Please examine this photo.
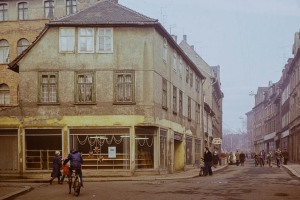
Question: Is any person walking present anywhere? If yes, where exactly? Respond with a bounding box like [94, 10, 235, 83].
[50, 151, 62, 185]
[239, 151, 246, 166]
[235, 150, 240, 166]
[203, 147, 213, 176]
[212, 150, 219, 168]
[259, 150, 266, 167]
[282, 149, 288, 165]
[60, 162, 69, 184]
[267, 152, 273, 168]
[275, 148, 282, 168]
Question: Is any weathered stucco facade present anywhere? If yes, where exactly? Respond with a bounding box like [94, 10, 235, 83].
[0, 0, 210, 177]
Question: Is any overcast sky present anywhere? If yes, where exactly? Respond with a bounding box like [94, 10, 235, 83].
[120, 0, 300, 132]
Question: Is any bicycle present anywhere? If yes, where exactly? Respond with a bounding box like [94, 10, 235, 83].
[68, 169, 81, 196]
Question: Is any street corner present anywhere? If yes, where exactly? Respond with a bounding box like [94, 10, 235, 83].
[0, 185, 32, 200]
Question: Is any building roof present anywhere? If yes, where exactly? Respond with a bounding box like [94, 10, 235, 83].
[49, 0, 158, 26]
[8, 0, 205, 79]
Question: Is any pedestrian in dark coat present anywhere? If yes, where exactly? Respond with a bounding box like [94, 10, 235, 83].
[203, 147, 213, 176]
[212, 151, 219, 168]
[50, 151, 62, 185]
[282, 149, 288, 165]
[240, 151, 246, 166]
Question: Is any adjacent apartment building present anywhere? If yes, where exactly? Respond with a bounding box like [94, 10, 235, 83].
[0, 0, 223, 177]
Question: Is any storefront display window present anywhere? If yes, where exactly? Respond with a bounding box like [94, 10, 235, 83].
[25, 129, 62, 170]
[69, 129, 130, 170]
[135, 127, 157, 169]
[0, 129, 18, 171]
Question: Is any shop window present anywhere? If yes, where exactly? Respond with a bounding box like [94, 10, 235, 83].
[66, 0, 77, 15]
[18, 2, 28, 20]
[0, 3, 8, 21]
[135, 127, 157, 169]
[25, 129, 62, 170]
[39, 72, 58, 103]
[0, 129, 18, 171]
[0, 39, 9, 64]
[97, 28, 113, 53]
[69, 129, 130, 170]
[186, 137, 192, 165]
[78, 28, 94, 53]
[195, 139, 201, 164]
[160, 130, 167, 169]
[17, 38, 29, 55]
[59, 28, 75, 52]
[0, 84, 10, 105]
[76, 72, 94, 103]
[44, 0, 54, 19]
[114, 70, 135, 104]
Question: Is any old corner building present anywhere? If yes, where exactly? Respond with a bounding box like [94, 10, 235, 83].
[0, 0, 223, 177]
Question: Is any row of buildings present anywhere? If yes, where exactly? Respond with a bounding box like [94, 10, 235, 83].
[0, 0, 223, 177]
[246, 31, 300, 163]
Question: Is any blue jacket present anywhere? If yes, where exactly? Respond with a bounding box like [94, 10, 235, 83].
[64, 150, 83, 169]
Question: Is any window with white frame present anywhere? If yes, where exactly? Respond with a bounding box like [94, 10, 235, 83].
[17, 38, 29, 55]
[59, 28, 75, 52]
[0, 3, 8, 21]
[163, 38, 168, 63]
[78, 28, 94, 53]
[66, 0, 77, 15]
[39, 72, 58, 103]
[0, 39, 9, 64]
[162, 78, 167, 109]
[97, 28, 113, 52]
[44, 0, 54, 19]
[76, 72, 94, 103]
[18, 2, 28, 20]
[0, 84, 10, 105]
[115, 71, 135, 103]
[195, 76, 200, 92]
[190, 70, 193, 87]
[173, 52, 177, 71]
[179, 57, 183, 78]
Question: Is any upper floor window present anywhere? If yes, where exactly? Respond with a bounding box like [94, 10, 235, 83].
[0, 39, 9, 64]
[0, 3, 8, 21]
[179, 57, 183, 78]
[44, 0, 54, 19]
[0, 84, 10, 105]
[188, 97, 191, 121]
[66, 0, 77, 15]
[196, 103, 200, 124]
[78, 28, 94, 53]
[59, 28, 75, 52]
[172, 52, 177, 71]
[173, 86, 177, 114]
[18, 2, 28, 20]
[97, 28, 113, 52]
[186, 66, 189, 84]
[179, 90, 183, 117]
[195, 76, 200, 93]
[163, 38, 167, 63]
[114, 71, 135, 104]
[39, 72, 58, 103]
[76, 72, 94, 103]
[17, 38, 29, 55]
[190, 70, 193, 87]
[162, 78, 167, 110]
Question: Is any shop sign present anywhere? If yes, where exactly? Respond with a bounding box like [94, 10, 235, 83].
[212, 138, 222, 144]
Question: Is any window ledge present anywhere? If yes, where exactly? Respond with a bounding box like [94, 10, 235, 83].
[113, 102, 136, 105]
[74, 102, 97, 105]
[37, 103, 60, 106]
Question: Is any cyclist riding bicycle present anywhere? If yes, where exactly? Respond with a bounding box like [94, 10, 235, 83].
[63, 149, 83, 187]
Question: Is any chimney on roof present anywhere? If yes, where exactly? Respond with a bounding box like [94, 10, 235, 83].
[171, 35, 177, 43]
[183, 35, 187, 42]
[191, 45, 194, 50]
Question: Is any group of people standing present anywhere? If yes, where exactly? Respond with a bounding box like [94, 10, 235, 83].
[50, 149, 83, 186]
[254, 148, 288, 168]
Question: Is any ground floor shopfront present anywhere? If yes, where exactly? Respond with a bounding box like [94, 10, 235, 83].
[0, 116, 203, 177]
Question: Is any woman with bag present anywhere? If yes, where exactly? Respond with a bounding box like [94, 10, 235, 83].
[50, 151, 62, 185]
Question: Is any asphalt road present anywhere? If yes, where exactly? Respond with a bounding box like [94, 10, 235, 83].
[11, 161, 300, 200]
